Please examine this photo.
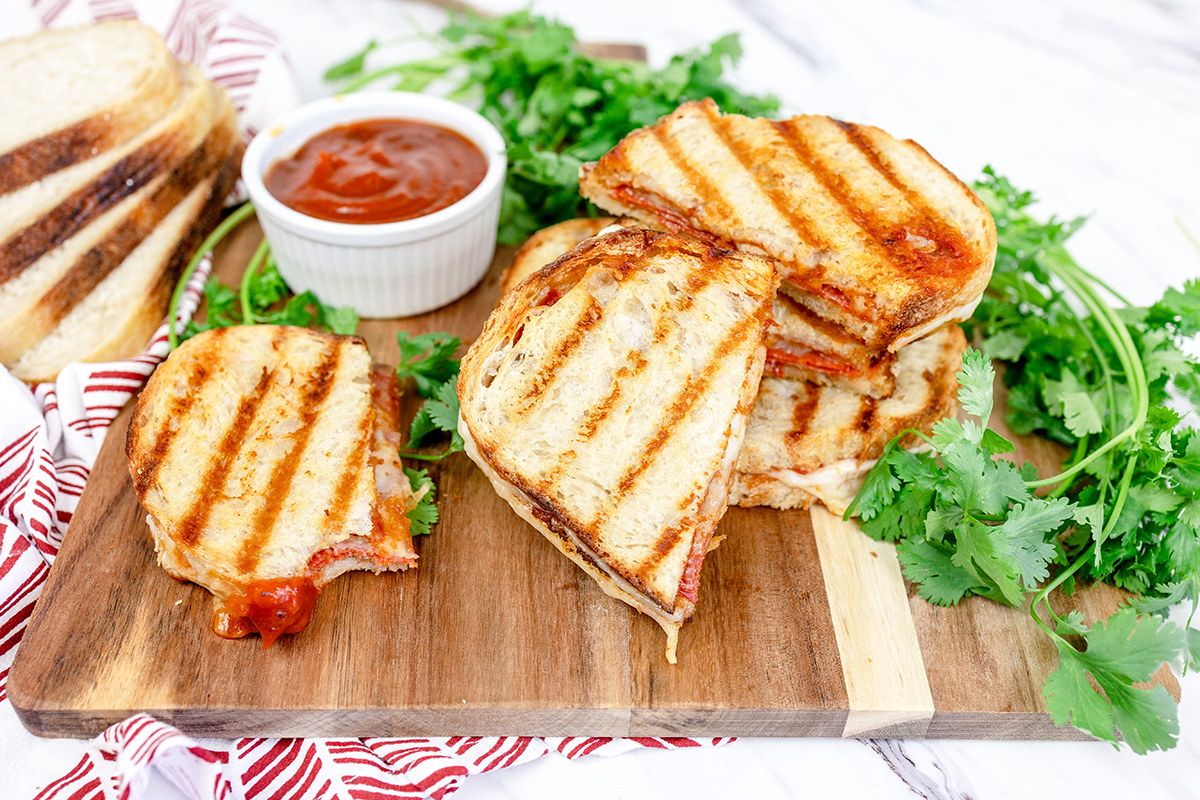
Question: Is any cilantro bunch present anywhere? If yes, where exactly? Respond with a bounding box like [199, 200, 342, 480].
[847, 169, 1200, 753]
[325, 10, 778, 245]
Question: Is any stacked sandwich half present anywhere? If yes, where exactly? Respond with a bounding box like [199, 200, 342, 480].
[0, 21, 243, 383]
[460, 99, 996, 660]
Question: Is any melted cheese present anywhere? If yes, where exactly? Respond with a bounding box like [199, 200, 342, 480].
[764, 458, 877, 516]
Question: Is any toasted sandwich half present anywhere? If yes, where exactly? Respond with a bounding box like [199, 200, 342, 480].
[459, 227, 779, 661]
[731, 323, 966, 515]
[127, 325, 419, 646]
[579, 98, 997, 352]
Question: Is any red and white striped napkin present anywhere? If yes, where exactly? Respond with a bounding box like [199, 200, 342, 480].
[0, 3, 731, 797]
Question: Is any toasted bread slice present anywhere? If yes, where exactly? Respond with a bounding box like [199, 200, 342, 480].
[10, 128, 242, 384]
[506, 217, 895, 396]
[579, 99, 996, 351]
[127, 326, 418, 645]
[0, 85, 237, 369]
[459, 227, 778, 661]
[0, 21, 180, 194]
[0, 60, 214, 287]
[731, 323, 966, 515]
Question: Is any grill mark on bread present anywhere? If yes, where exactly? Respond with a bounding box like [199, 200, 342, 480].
[128, 328, 228, 496]
[0, 138, 180, 286]
[784, 389, 820, 444]
[515, 295, 604, 412]
[175, 329, 282, 547]
[472, 431, 676, 611]
[0, 117, 118, 195]
[235, 339, 342, 573]
[612, 299, 763, 507]
[699, 105, 839, 261]
[650, 118, 742, 240]
[535, 256, 711, 490]
[609, 247, 762, 505]
[32, 108, 233, 329]
[328, 391, 374, 537]
[770, 118, 922, 290]
[831, 120, 972, 281]
[854, 395, 878, 432]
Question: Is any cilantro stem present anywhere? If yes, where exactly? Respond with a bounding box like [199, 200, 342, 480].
[1024, 261, 1148, 489]
[168, 201, 257, 351]
[338, 55, 460, 93]
[238, 239, 272, 326]
[1031, 545, 1093, 641]
[399, 450, 457, 462]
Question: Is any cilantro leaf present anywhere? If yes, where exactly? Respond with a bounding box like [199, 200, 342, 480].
[404, 466, 438, 536]
[957, 348, 996, 422]
[996, 498, 1073, 589]
[397, 331, 464, 462]
[325, 11, 777, 244]
[1044, 609, 1183, 754]
[897, 538, 985, 606]
[395, 331, 462, 398]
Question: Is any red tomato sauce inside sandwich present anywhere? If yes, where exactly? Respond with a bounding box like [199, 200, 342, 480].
[608, 186, 728, 249]
[215, 578, 320, 647]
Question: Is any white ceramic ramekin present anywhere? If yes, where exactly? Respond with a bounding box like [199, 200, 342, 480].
[241, 92, 506, 318]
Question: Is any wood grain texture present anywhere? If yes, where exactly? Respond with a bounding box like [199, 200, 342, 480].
[810, 508, 934, 739]
[7, 221, 1178, 739]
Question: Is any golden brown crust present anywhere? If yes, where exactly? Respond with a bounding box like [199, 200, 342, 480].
[0, 21, 181, 195]
[0, 89, 239, 366]
[579, 99, 996, 351]
[503, 217, 619, 296]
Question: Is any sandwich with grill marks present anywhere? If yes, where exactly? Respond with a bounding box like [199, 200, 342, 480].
[458, 226, 779, 662]
[731, 323, 966, 515]
[127, 325, 419, 646]
[578, 98, 997, 353]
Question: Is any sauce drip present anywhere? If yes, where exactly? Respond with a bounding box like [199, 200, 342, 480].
[216, 577, 320, 648]
[265, 118, 487, 224]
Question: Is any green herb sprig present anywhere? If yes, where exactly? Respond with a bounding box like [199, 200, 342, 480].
[394, 331, 464, 462]
[168, 202, 359, 347]
[847, 169, 1200, 753]
[324, 10, 778, 245]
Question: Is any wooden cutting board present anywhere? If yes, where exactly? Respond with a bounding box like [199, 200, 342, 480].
[8, 220, 1175, 740]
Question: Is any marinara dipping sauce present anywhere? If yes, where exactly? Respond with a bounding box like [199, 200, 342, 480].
[263, 117, 488, 224]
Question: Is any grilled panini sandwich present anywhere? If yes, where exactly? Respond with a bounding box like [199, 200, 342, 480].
[459, 227, 779, 661]
[731, 323, 966, 515]
[579, 98, 997, 353]
[127, 325, 419, 646]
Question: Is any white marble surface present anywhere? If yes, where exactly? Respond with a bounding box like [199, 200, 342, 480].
[14, 0, 1200, 796]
